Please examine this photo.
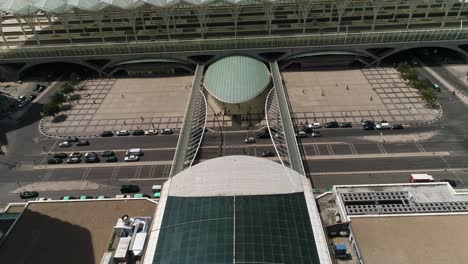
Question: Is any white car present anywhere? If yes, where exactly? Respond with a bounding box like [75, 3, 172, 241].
[116, 130, 129, 136]
[145, 129, 158, 135]
[84, 152, 97, 157]
[244, 137, 256, 143]
[160, 128, 173, 135]
[59, 141, 72, 147]
[296, 131, 307, 138]
[376, 122, 391, 130]
[124, 155, 140, 162]
[311, 131, 321, 137]
[311, 122, 322, 129]
[36, 197, 52, 201]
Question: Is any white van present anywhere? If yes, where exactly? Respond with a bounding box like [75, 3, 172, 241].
[410, 173, 434, 183]
[125, 148, 143, 156]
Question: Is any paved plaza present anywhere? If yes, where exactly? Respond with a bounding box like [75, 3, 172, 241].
[42, 76, 193, 137]
[284, 67, 440, 125]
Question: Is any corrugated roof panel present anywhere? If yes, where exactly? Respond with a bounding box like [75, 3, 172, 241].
[0, 0, 37, 15]
[204, 56, 270, 104]
[67, 0, 108, 11]
[33, 0, 73, 13]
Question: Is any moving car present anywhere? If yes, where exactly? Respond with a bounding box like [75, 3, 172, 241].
[132, 129, 145, 136]
[244, 137, 256, 143]
[441, 179, 457, 187]
[296, 131, 307, 138]
[409, 173, 434, 183]
[53, 153, 68, 159]
[145, 129, 158, 135]
[47, 158, 63, 164]
[376, 122, 391, 130]
[116, 130, 130, 136]
[311, 131, 321, 137]
[120, 185, 140, 194]
[262, 150, 275, 157]
[160, 128, 173, 134]
[124, 155, 140, 162]
[76, 140, 90, 146]
[433, 83, 441, 92]
[66, 136, 79, 142]
[106, 156, 118, 162]
[58, 141, 72, 147]
[20, 191, 39, 199]
[66, 157, 81, 163]
[310, 122, 322, 129]
[100, 131, 113, 137]
[339, 122, 352, 128]
[392, 124, 404, 130]
[325, 121, 339, 128]
[101, 151, 115, 157]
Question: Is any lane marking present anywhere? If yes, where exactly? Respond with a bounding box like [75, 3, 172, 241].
[306, 151, 449, 160]
[133, 166, 142, 179]
[110, 167, 120, 180]
[326, 144, 335, 156]
[416, 143, 426, 152]
[309, 167, 468, 176]
[348, 144, 358, 155]
[81, 167, 91, 181]
[377, 143, 387, 154]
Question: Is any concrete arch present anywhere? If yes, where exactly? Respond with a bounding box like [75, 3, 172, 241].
[102, 57, 196, 75]
[18, 60, 105, 78]
[371, 45, 468, 65]
[280, 50, 374, 69]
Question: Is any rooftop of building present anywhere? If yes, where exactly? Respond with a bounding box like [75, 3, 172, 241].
[203, 56, 271, 104]
[351, 214, 468, 264]
[0, 199, 157, 264]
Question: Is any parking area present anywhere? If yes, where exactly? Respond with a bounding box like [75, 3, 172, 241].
[284, 67, 439, 125]
[41, 76, 193, 137]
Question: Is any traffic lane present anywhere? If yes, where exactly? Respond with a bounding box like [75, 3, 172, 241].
[307, 156, 449, 173]
[310, 170, 468, 191]
[43, 134, 180, 152]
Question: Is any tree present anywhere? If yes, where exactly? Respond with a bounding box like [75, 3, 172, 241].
[43, 102, 61, 117]
[421, 89, 437, 104]
[68, 94, 82, 103]
[61, 83, 75, 95]
[50, 92, 66, 106]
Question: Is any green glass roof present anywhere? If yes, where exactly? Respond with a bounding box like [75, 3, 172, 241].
[204, 56, 271, 104]
[153, 193, 320, 264]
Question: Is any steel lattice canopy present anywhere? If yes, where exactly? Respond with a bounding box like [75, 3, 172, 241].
[142, 0, 179, 7]
[0, 0, 38, 15]
[67, 0, 108, 11]
[33, 0, 73, 13]
[100, 0, 144, 9]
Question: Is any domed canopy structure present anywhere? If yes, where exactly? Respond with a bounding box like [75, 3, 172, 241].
[203, 56, 271, 104]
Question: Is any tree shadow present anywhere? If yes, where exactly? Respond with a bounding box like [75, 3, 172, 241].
[52, 114, 68, 123]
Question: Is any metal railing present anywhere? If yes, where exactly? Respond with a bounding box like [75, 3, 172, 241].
[269, 61, 305, 175]
[169, 64, 206, 177]
[1, 28, 468, 60]
[265, 87, 289, 167]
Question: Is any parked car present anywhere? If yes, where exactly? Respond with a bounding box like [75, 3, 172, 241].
[33, 83, 41, 91]
[120, 185, 140, 193]
[160, 128, 173, 135]
[133, 193, 150, 198]
[17, 100, 28, 108]
[311, 131, 321, 137]
[66, 136, 79, 142]
[296, 131, 307, 138]
[325, 121, 339, 128]
[80, 196, 93, 200]
[145, 129, 158, 135]
[47, 158, 62, 164]
[244, 137, 256, 143]
[20, 191, 39, 199]
[262, 150, 275, 157]
[76, 140, 89, 146]
[124, 155, 140, 162]
[69, 152, 82, 158]
[36, 197, 52, 201]
[66, 157, 81, 163]
[106, 156, 118, 162]
[363, 123, 375, 130]
[97, 195, 111, 199]
[376, 122, 391, 130]
[392, 124, 404, 130]
[339, 122, 352, 128]
[37, 85, 46, 92]
[27, 94, 36, 101]
[53, 153, 68, 159]
[100, 131, 113, 137]
[101, 151, 115, 157]
[361, 120, 375, 126]
[132, 129, 145, 136]
[85, 155, 100, 163]
[61, 196, 77, 200]
[59, 141, 72, 147]
[115, 194, 132, 198]
[441, 179, 457, 187]
[17, 95, 26, 102]
[116, 130, 130, 136]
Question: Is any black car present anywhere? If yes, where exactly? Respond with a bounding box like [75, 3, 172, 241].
[120, 185, 140, 194]
[100, 131, 113, 137]
[66, 157, 81, 163]
[325, 121, 339, 128]
[20, 191, 39, 199]
[37, 85, 46, 92]
[363, 123, 375, 130]
[132, 130, 145, 136]
[262, 150, 275, 157]
[76, 140, 90, 146]
[257, 132, 270, 139]
[101, 151, 115, 157]
[361, 120, 375, 126]
[339, 122, 352, 128]
[85, 155, 100, 163]
[106, 156, 118, 162]
[392, 124, 404, 130]
[53, 153, 68, 159]
[47, 158, 63, 164]
[441, 179, 457, 187]
[27, 94, 37, 101]
[33, 83, 40, 91]
[66, 136, 79, 142]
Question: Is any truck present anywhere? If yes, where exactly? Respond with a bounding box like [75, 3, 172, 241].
[409, 173, 434, 183]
